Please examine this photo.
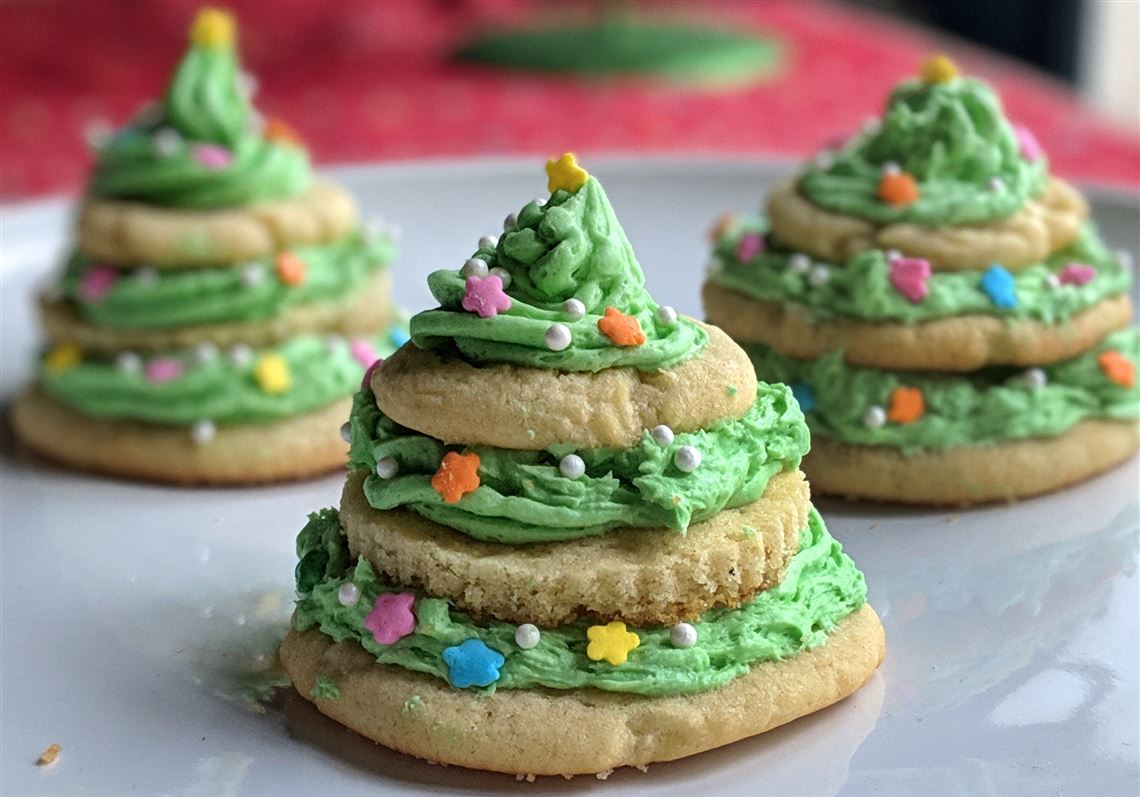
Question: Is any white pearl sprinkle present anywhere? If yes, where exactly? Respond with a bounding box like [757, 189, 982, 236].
[813, 151, 834, 170]
[190, 419, 216, 446]
[115, 351, 142, 373]
[461, 258, 489, 278]
[670, 622, 698, 649]
[559, 454, 586, 479]
[503, 213, 518, 232]
[193, 341, 218, 364]
[534, 197, 547, 207]
[478, 235, 499, 251]
[674, 445, 702, 473]
[152, 127, 182, 157]
[862, 116, 882, 135]
[339, 422, 352, 443]
[324, 334, 347, 353]
[1044, 273, 1061, 290]
[808, 264, 831, 287]
[240, 263, 265, 287]
[562, 298, 586, 320]
[657, 305, 678, 326]
[229, 344, 254, 367]
[544, 324, 572, 352]
[515, 623, 541, 650]
[84, 119, 113, 150]
[863, 405, 887, 429]
[651, 424, 675, 446]
[1115, 249, 1134, 271]
[885, 249, 902, 262]
[1024, 367, 1048, 390]
[489, 266, 512, 289]
[788, 253, 812, 274]
[988, 176, 1006, 192]
[134, 267, 159, 285]
[337, 582, 361, 608]
[375, 457, 399, 480]
[881, 161, 901, 175]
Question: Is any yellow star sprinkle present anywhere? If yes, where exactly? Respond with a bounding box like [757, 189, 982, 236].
[253, 353, 291, 394]
[586, 621, 640, 666]
[920, 54, 959, 85]
[44, 343, 82, 374]
[191, 8, 236, 49]
[545, 153, 589, 194]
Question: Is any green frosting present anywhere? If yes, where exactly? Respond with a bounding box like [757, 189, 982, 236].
[89, 20, 310, 207]
[798, 77, 1048, 225]
[292, 506, 867, 696]
[711, 218, 1131, 325]
[61, 230, 394, 329]
[411, 176, 707, 372]
[746, 329, 1140, 454]
[40, 328, 405, 426]
[347, 382, 810, 544]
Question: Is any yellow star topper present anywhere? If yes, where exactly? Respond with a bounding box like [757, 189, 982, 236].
[586, 621, 640, 666]
[191, 8, 236, 50]
[545, 152, 589, 194]
[920, 54, 959, 85]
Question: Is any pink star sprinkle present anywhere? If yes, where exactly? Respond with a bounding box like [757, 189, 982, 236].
[144, 358, 183, 383]
[350, 339, 377, 368]
[79, 265, 118, 302]
[364, 592, 416, 645]
[1014, 124, 1042, 162]
[461, 274, 511, 318]
[1058, 263, 1095, 286]
[735, 232, 765, 263]
[889, 256, 932, 303]
[191, 143, 233, 170]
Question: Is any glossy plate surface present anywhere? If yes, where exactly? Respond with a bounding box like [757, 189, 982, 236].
[1, 157, 1137, 795]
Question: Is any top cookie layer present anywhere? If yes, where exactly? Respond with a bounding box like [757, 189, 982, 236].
[371, 320, 756, 450]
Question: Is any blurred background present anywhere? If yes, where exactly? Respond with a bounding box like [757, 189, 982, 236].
[1, 0, 1137, 202]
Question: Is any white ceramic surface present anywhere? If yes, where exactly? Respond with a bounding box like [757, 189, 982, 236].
[1, 158, 1137, 796]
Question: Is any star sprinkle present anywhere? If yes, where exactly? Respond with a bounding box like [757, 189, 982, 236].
[79, 265, 118, 302]
[253, 353, 291, 394]
[264, 117, 303, 147]
[920, 54, 959, 84]
[980, 265, 1018, 308]
[461, 274, 512, 318]
[1097, 350, 1135, 388]
[191, 143, 233, 170]
[790, 382, 816, 412]
[190, 8, 235, 49]
[1014, 124, 1043, 161]
[735, 232, 765, 263]
[597, 307, 645, 347]
[545, 152, 589, 194]
[145, 358, 183, 383]
[888, 256, 931, 303]
[350, 339, 378, 369]
[1058, 263, 1095, 286]
[432, 451, 481, 503]
[707, 212, 738, 243]
[44, 343, 81, 374]
[887, 386, 925, 424]
[586, 621, 640, 666]
[442, 639, 505, 688]
[363, 592, 417, 645]
[877, 171, 919, 207]
[275, 252, 306, 285]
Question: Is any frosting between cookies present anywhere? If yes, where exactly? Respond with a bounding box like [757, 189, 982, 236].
[745, 328, 1139, 454]
[292, 506, 866, 696]
[348, 382, 810, 543]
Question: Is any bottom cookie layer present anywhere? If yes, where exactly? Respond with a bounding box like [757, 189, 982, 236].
[10, 387, 352, 485]
[279, 604, 885, 777]
[805, 419, 1139, 505]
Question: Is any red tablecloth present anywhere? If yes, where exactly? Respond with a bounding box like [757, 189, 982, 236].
[2, 0, 1137, 201]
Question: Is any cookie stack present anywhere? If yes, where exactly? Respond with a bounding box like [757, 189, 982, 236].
[704, 57, 1139, 505]
[11, 9, 403, 484]
[280, 155, 884, 777]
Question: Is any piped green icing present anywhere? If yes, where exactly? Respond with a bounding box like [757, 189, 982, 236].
[799, 77, 1047, 225]
[745, 329, 1140, 455]
[410, 175, 707, 372]
[62, 230, 394, 329]
[292, 506, 867, 696]
[88, 12, 310, 207]
[711, 217, 1131, 324]
[347, 382, 809, 544]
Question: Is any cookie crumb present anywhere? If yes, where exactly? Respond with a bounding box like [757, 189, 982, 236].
[636, 764, 650, 773]
[36, 744, 60, 766]
[403, 694, 423, 713]
[726, 384, 738, 397]
[595, 768, 614, 780]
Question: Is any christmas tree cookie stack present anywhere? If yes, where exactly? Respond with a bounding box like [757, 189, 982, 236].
[280, 155, 884, 776]
[704, 57, 1139, 504]
[11, 9, 404, 484]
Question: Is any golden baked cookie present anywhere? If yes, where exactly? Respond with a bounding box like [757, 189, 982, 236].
[766, 177, 1088, 271]
[76, 180, 358, 268]
[9, 387, 352, 485]
[804, 419, 1139, 505]
[40, 270, 392, 355]
[279, 604, 884, 778]
[338, 468, 810, 627]
[703, 280, 1132, 372]
[371, 321, 756, 450]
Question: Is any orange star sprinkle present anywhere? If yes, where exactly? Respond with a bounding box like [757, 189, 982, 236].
[920, 54, 959, 84]
[264, 118, 303, 147]
[431, 451, 481, 503]
[888, 386, 925, 424]
[877, 172, 919, 207]
[707, 212, 738, 243]
[545, 152, 589, 194]
[597, 307, 645, 347]
[275, 252, 306, 285]
[1097, 350, 1135, 388]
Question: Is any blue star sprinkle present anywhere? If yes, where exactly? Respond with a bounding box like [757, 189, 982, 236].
[980, 265, 1018, 309]
[442, 638, 505, 689]
[389, 326, 410, 348]
[790, 382, 816, 412]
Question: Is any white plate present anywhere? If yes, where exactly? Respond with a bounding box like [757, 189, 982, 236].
[1, 157, 1137, 796]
